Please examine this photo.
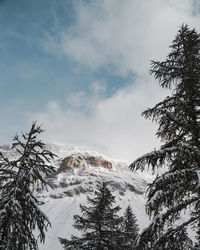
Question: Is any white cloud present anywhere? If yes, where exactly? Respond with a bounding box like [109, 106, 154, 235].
[28, 78, 169, 162]
[68, 91, 85, 107]
[33, 0, 200, 162]
[67, 81, 107, 110]
[45, 0, 200, 76]
[89, 81, 107, 95]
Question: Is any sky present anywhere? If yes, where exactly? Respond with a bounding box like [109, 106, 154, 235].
[1, 0, 200, 162]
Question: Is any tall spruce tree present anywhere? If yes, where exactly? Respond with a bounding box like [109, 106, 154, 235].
[121, 205, 139, 249]
[0, 122, 56, 250]
[59, 182, 123, 250]
[129, 24, 200, 249]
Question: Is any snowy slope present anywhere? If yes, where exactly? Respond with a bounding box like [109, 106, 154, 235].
[1, 143, 154, 250]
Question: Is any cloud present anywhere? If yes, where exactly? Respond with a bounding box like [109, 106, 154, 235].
[68, 91, 86, 107]
[28, 78, 169, 162]
[67, 81, 107, 110]
[44, 0, 200, 76]
[89, 81, 107, 96]
[29, 0, 199, 162]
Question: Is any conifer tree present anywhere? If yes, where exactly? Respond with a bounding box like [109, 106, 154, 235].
[0, 122, 56, 250]
[59, 182, 123, 250]
[129, 24, 200, 249]
[195, 220, 200, 249]
[193, 241, 200, 250]
[155, 227, 193, 250]
[121, 205, 139, 249]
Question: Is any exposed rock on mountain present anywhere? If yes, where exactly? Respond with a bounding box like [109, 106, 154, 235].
[88, 156, 112, 169]
[1, 143, 153, 250]
[57, 153, 113, 173]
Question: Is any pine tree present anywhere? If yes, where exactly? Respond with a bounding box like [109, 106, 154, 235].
[195, 220, 200, 249]
[129, 24, 200, 249]
[156, 227, 193, 250]
[121, 205, 139, 249]
[193, 241, 200, 250]
[0, 122, 56, 250]
[59, 182, 123, 250]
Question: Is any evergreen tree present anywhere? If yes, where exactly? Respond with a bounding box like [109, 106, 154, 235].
[193, 241, 200, 250]
[195, 220, 200, 249]
[121, 205, 139, 249]
[155, 227, 193, 250]
[59, 182, 123, 250]
[129, 24, 200, 249]
[0, 122, 56, 250]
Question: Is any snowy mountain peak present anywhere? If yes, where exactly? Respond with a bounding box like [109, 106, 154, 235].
[1, 143, 153, 250]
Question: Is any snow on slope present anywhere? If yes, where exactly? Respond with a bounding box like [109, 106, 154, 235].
[1, 143, 154, 250]
[38, 144, 154, 250]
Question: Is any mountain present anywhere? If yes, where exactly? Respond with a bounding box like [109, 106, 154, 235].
[1, 143, 154, 250]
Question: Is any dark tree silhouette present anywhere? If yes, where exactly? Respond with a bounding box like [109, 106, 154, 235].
[121, 205, 139, 249]
[130, 25, 200, 249]
[59, 182, 124, 250]
[0, 122, 56, 250]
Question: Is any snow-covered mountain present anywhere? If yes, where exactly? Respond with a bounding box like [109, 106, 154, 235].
[1, 143, 154, 250]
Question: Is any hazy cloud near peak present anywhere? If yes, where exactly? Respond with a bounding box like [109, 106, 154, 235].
[28, 78, 169, 162]
[22, 0, 200, 162]
[44, 0, 200, 76]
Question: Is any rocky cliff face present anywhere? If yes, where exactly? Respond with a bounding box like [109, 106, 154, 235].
[57, 153, 113, 173]
[44, 149, 146, 201]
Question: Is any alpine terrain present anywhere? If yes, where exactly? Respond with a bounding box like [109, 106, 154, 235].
[0, 143, 153, 250]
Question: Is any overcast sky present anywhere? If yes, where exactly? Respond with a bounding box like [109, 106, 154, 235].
[1, 0, 200, 162]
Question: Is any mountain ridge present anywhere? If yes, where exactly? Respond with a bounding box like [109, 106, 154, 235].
[1, 143, 153, 250]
